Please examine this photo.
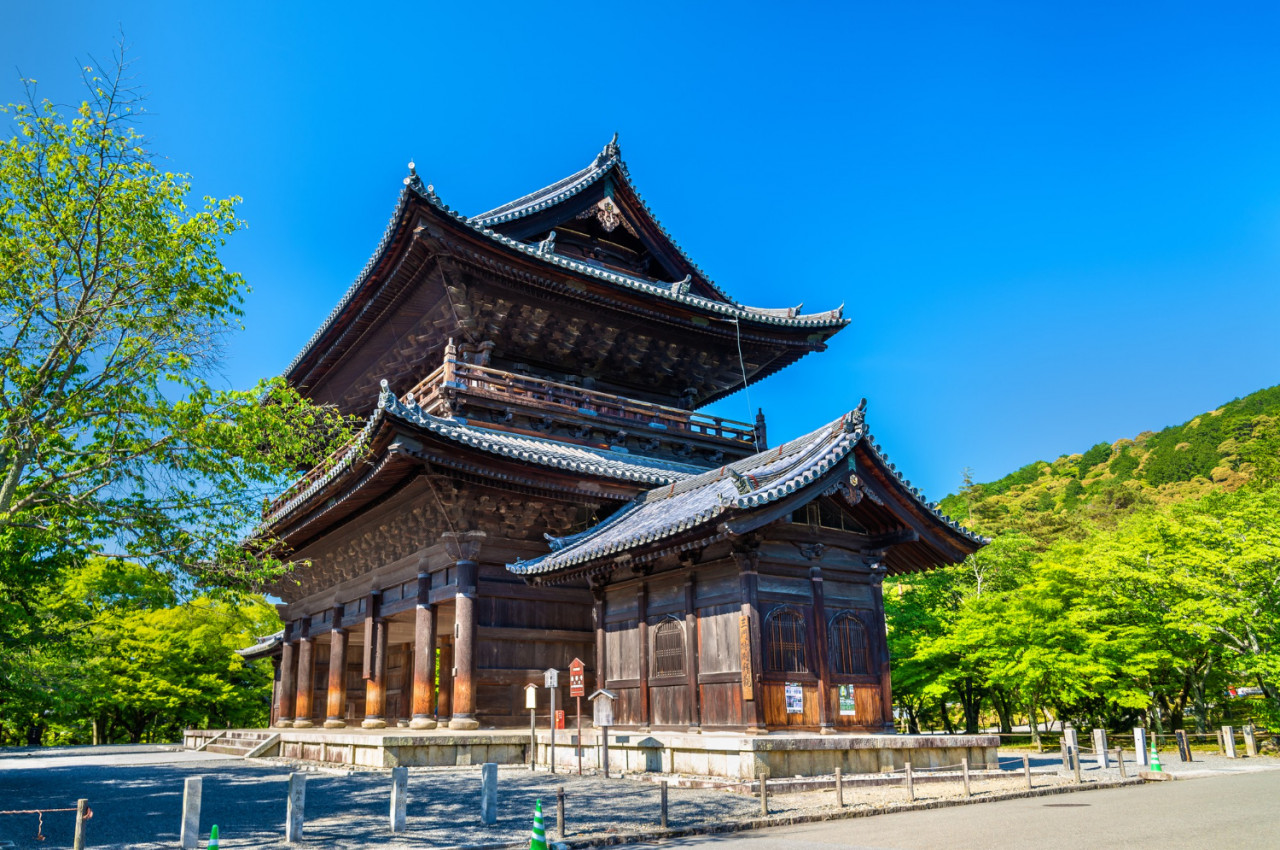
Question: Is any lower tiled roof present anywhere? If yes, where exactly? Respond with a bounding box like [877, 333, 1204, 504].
[509, 409, 867, 576]
[378, 382, 708, 485]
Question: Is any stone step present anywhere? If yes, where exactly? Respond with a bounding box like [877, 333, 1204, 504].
[206, 742, 258, 756]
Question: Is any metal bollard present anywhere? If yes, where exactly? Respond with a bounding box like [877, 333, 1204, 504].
[1022, 755, 1032, 790]
[74, 798, 88, 850]
[962, 758, 971, 798]
[759, 773, 769, 816]
[286, 772, 307, 843]
[835, 766, 844, 807]
[1116, 748, 1126, 778]
[181, 777, 202, 849]
[905, 762, 915, 802]
[557, 786, 565, 839]
[660, 780, 668, 829]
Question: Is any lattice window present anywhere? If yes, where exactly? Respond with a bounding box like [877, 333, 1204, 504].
[652, 618, 685, 677]
[764, 607, 809, 674]
[830, 612, 870, 676]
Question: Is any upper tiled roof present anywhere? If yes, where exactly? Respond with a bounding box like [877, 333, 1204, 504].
[284, 138, 846, 384]
[508, 404, 988, 577]
[473, 135, 619, 225]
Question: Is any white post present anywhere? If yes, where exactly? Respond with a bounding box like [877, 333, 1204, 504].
[1222, 726, 1238, 758]
[1133, 727, 1149, 766]
[1244, 725, 1258, 757]
[481, 762, 498, 825]
[390, 766, 408, 833]
[286, 772, 307, 843]
[1093, 729, 1110, 768]
[550, 685, 557, 774]
[180, 776, 202, 850]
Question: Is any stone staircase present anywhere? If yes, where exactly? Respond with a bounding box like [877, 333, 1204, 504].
[203, 730, 278, 758]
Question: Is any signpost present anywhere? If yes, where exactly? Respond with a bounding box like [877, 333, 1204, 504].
[545, 667, 559, 774]
[590, 689, 617, 778]
[524, 683, 538, 771]
[570, 658, 586, 775]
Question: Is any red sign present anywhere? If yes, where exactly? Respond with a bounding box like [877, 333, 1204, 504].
[569, 657, 586, 698]
[555, 710, 565, 730]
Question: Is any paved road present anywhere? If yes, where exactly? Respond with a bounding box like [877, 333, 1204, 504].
[632, 769, 1280, 850]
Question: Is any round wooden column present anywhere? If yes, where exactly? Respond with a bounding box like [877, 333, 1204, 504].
[410, 570, 438, 729]
[870, 564, 894, 731]
[293, 623, 315, 728]
[449, 558, 480, 729]
[324, 604, 348, 728]
[276, 635, 297, 728]
[362, 591, 388, 729]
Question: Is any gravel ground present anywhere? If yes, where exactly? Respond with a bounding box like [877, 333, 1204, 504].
[0, 746, 1275, 849]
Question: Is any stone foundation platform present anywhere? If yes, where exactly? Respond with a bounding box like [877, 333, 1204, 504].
[183, 727, 997, 780]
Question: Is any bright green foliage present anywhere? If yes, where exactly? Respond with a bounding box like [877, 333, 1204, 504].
[0, 58, 349, 583]
[0, 53, 347, 745]
[891, 385, 1280, 734]
[1, 558, 278, 744]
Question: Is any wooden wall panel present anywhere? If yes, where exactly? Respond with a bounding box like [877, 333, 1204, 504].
[605, 620, 640, 680]
[614, 686, 643, 726]
[698, 682, 743, 727]
[757, 574, 813, 602]
[697, 603, 740, 675]
[761, 682, 821, 728]
[694, 567, 737, 602]
[825, 581, 874, 607]
[831, 684, 883, 727]
[649, 682, 691, 727]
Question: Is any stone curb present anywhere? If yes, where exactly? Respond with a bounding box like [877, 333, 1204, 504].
[429, 776, 1145, 850]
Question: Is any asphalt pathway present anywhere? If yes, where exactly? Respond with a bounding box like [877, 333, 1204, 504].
[630, 768, 1280, 850]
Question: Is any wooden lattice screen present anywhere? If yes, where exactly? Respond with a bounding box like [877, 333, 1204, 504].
[652, 618, 685, 677]
[829, 612, 869, 675]
[764, 608, 809, 674]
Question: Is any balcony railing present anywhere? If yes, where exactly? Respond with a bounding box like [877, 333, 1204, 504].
[405, 359, 757, 445]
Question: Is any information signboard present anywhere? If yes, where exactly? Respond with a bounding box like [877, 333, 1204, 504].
[838, 685, 856, 716]
[785, 682, 804, 714]
[544, 668, 559, 689]
[569, 658, 585, 697]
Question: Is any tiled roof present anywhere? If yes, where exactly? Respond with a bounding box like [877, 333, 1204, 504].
[284, 138, 846, 382]
[412, 175, 847, 329]
[509, 404, 988, 577]
[378, 383, 708, 485]
[236, 630, 284, 660]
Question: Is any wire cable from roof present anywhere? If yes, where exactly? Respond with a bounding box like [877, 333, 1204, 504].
[725, 318, 760, 452]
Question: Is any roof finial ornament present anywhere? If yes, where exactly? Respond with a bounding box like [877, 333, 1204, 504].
[670, 274, 691, 296]
[596, 132, 621, 166]
[537, 230, 557, 254]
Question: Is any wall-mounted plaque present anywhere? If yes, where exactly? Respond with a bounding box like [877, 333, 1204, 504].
[739, 614, 754, 700]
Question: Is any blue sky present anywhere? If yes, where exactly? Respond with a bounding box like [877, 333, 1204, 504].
[6, 2, 1279, 502]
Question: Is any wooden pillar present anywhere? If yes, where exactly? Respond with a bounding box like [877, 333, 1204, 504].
[445, 531, 485, 730]
[277, 631, 296, 727]
[592, 585, 606, 694]
[870, 563, 893, 730]
[684, 573, 701, 731]
[293, 620, 315, 728]
[638, 583, 650, 730]
[734, 541, 767, 733]
[362, 591, 388, 729]
[437, 639, 453, 719]
[810, 564, 834, 733]
[410, 567, 438, 729]
[270, 657, 282, 727]
[324, 604, 348, 728]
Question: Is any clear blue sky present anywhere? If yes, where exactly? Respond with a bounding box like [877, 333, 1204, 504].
[6, 2, 1280, 502]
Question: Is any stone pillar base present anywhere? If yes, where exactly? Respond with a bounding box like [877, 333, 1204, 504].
[409, 716, 438, 730]
[361, 718, 388, 729]
[819, 726, 837, 735]
[745, 726, 768, 735]
[292, 719, 314, 729]
[275, 720, 294, 728]
[323, 719, 347, 729]
[449, 717, 481, 730]
[688, 726, 702, 734]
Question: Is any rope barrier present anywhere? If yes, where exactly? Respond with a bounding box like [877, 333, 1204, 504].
[0, 805, 92, 842]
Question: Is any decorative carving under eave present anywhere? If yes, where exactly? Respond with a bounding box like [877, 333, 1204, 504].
[441, 529, 486, 563]
[797, 542, 826, 561]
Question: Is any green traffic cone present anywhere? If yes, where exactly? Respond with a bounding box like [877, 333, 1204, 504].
[1150, 744, 1162, 772]
[208, 824, 220, 849]
[530, 799, 548, 850]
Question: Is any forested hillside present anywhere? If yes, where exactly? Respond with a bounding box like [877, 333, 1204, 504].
[889, 385, 1280, 738]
